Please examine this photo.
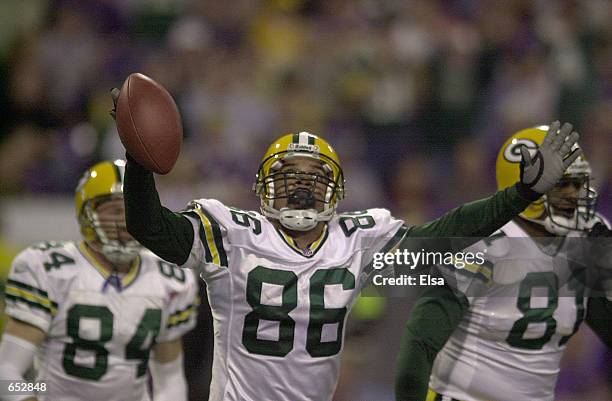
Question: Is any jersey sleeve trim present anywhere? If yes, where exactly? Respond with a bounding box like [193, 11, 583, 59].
[360, 224, 410, 284]
[185, 203, 228, 267]
[380, 224, 411, 253]
[440, 260, 493, 284]
[5, 279, 58, 316]
[166, 296, 200, 329]
[182, 210, 214, 265]
[427, 389, 462, 401]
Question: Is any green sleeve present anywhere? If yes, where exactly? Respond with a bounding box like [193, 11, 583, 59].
[395, 285, 468, 401]
[406, 182, 538, 242]
[585, 297, 612, 349]
[124, 157, 194, 265]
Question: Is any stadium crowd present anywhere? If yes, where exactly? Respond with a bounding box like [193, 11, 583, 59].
[0, 0, 611, 400]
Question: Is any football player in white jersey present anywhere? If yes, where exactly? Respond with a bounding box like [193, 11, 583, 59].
[118, 110, 583, 400]
[395, 126, 612, 401]
[0, 160, 199, 401]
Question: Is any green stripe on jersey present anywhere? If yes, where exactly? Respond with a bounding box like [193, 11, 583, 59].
[7, 279, 49, 298]
[182, 210, 215, 264]
[167, 303, 197, 329]
[199, 208, 228, 267]
[380, 224, 411, 254]
[5, 293, 56, 315]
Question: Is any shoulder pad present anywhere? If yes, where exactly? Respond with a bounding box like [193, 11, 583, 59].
[334, 209, 407, 254]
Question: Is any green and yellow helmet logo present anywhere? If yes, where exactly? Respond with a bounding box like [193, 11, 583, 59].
[496, 126, 548, 220]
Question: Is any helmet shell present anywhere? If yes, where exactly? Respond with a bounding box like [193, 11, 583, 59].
[75, 159, 126, 240]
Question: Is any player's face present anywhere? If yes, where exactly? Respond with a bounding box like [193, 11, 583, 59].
[547, 176, 586, 218]
[86, 197, 141, 266]
[92, 197, 135, 243]
[273, 157, 330, 213]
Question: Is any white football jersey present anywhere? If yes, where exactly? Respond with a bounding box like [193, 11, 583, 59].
[430, 220, 591, 401]
[4, 241, 198, 401]
[179, 199, 407, 401]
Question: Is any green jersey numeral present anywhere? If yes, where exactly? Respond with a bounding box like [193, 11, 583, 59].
[506, 272, 558, 349]
[63, 305, 161, 380]
[63, 305, 113, 380]
[43, 252, 75, 272]
[242, 266, 355, 358]
[338, 214, 375, 237]
[506, 270, 585, 350]
[158, 261, 186, 283]
[230, 208, 262, 235]
[307, 268, 355, 357]
[242, 266, 297, 356]
[126, 309, 162, 376]
[558, 269, 585, 346]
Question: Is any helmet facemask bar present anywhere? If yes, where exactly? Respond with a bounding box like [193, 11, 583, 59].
[255, 152, 344, 201]
[254, 151, 345, 231]
[544, 173, 598, 233]
[262, 169, 338, 208]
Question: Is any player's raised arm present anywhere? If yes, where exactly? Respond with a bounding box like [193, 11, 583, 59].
[404, 122, 581, 242]
[123, 156, 193, 265]
[110, 77, 194, 266]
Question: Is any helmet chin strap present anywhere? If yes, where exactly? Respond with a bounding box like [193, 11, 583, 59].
[542, 216, 571, 236]
[261, 203, 335, 231]
[101, 242, 140, 265]
[279, 208, 319, 231]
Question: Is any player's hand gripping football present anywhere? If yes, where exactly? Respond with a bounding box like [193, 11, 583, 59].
[110, 87, 120, 120]
[520, 121, 582, 194]
[109, 73, 183, 174]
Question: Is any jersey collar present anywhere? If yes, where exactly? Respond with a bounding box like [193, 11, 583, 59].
[510, 221, 567, 256]
[78, 241, 141, 289]
[275, 224, 329, 258]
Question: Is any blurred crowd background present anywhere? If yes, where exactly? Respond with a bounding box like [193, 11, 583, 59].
[0, 0, 611, 400]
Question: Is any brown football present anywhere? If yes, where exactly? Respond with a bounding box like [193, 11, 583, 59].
[115, 73, 182, 174]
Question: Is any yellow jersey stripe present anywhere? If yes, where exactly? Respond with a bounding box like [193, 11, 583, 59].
[195, 208, 221, 266]
[276, 225, 328, 257]
[167, 303, 199, 328]
[427, 389, 463, 401]
[5, 287, 58, 315]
